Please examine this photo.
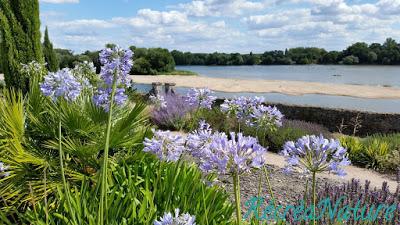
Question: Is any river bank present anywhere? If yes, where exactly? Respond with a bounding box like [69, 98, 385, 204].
[130, 75, 400, 99]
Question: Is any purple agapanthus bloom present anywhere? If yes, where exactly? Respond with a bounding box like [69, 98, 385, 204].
[187, 122, 268, 174]
[40, 68, 82, 102]
[99, 47, 133, 86]
[281, 135, 350, 177]
[92, 87, 127, 111]
[220, 96, 265, 122]
[185, 88, 217, 109]
[93, 47, 133, 110]
[149, 94, 167, 109]
[249, 105, 283, 128]
[154, 208, 196, 225]
[143, 129, 186, 162]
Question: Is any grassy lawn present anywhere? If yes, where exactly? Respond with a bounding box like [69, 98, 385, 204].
[159, 69, 198, 76]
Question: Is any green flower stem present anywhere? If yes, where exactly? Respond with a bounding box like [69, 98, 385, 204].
[263, 166, 276, 210]
[43, 166, 48, 225]
[201, 183, 209, 225]
[98, 73, 118, 225]
[256, 172, 262, 223]
[58, 105, 75, 224]
[233, 171, 241, 225]
[312, 171, 317, 225]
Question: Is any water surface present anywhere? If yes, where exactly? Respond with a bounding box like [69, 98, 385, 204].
[176, 65, 400, 87]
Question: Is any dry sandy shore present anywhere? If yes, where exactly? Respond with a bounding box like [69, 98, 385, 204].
[131, 75, 400, 99]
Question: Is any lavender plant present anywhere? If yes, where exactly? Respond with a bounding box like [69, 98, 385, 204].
[281, 135, 350, 225]
[154, 208, 196, 225]
[150, 93, 194, 130]
[149, 94, 167, 109]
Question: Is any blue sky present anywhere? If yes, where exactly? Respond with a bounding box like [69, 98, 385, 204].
[39, 0, 400, 53]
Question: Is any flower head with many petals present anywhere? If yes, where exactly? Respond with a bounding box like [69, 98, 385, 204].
[281, 135, 350, 177]
[40, 68, 82, 102]
[144, 129, 186, 162]
[154, 208, 196, 225]
[185, 88, 217, 109]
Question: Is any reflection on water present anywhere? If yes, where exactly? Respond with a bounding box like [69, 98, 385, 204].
[176, 65, 400, 87]
[135, 83, 400, 114]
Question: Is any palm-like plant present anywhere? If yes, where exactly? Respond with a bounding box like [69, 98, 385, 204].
[0, 73, 151, 208]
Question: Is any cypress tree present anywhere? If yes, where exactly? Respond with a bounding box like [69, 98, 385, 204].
[43, 27, 59, 72]
[0, 0, 43, 92]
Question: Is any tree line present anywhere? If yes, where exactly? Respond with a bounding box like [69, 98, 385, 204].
[171, 38, 400, 66]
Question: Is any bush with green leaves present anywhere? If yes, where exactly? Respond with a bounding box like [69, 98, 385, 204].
[17, 153, 233, 225]
[0, 63, 150, 208]
[340, 133, 400, 171]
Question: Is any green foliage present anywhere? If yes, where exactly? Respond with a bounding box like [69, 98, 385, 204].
[342, 55, 360, 65]
[0, 0, 43, 92]
[340, 133, 400, 171]
[0, 73, 151, 207]
[130, 47, 175, 75]
[42, 27, 59, 72]
[16, 153, 233, 224]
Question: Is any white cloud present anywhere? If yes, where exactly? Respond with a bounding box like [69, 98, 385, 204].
[40, 0, 79, 3]
[174, 0, 268, 17]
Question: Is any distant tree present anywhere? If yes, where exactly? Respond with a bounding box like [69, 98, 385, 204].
[132, 58, 153, 74]
[244, 52, 258, 65]
[105, 43, 117, 49]
[229, 53, 244, 65]
[43, 27, 59, 71]
[0, 0, 43, 92]
[342, 55, 359, 65]
[321, 51, 340, 64]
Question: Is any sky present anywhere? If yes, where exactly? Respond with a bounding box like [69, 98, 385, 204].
[39, 0, 400, 53]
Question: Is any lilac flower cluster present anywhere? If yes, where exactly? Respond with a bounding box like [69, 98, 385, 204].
[185, 88, 217, 109]
[149, 94, 167, 109]
[143, 129, 186, 162]
[281, 135, 350, 177]
[154, 208, 196, 225]
[93, 47, 133, 110]
[99, 47, 133, 86]
[220, 96, 265, 120]
[187, 121, 268, 174]
[40, 68, 82, 102]
[250, 105, 283, 128]
[150, 94, 195, 130]
[92, 88, 127, 111]
[0, 162, 9, 178]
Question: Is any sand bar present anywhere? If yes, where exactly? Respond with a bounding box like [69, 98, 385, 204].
[131, 75, 400, 99]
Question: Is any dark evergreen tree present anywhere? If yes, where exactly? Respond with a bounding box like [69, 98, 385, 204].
[43, 27, 59, 72]
[0, 0, 43, 92]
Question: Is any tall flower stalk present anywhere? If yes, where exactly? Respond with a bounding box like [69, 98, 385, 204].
[94, 47, 133, 225]
[40, 68, 82, 224]
[281, 135, 350, 225]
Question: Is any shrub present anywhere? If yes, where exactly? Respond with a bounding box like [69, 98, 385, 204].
[20, 154, 234, 225]
[340, 133, 400, 171]
[150, 94, 194, 131]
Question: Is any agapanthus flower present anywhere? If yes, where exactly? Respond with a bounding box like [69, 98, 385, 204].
[220, 96, 265, 122]
[93, 87, 127, 111]
[40, 68, 82, 102]
[149, 94, 167, 109]
[93, 47, 133, 110]
[281, 135, 350, 177]
[249, 105, 283, 128]
[154, 208, 196, 225]
[143, 129, 186, 162]
[99, 47, 133, 86]
[185, 88, 217, 109]
[188, 122, 268, 174]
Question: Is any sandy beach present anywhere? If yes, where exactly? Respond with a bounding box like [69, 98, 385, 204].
[131, 75, 400, 99]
